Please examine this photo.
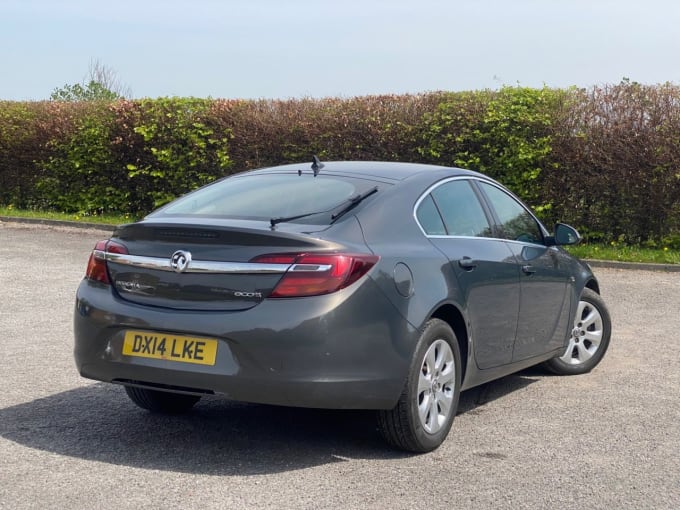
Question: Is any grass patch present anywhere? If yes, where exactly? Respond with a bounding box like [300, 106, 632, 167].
[566, 243, 680, 265]
[0, 206, 136, 226]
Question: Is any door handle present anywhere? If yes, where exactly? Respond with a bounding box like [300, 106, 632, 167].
[522, 264, 537, 275]
[458, 257, 478, 270]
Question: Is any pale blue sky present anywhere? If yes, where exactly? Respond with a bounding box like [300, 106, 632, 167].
[2, 0, 679, 100]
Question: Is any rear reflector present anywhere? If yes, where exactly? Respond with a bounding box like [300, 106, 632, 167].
[85, 240, 128, 284]
[251, 253, 379, 298]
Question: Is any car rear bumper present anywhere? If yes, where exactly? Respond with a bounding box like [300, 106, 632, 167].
[74, 277, 417, 410]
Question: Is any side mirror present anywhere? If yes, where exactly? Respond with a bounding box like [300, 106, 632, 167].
[546, 223, 581, 246]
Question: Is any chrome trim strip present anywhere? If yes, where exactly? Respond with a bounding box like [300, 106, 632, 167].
[418, 233, 491, 241]
[102, 251, 291, 274]
[289, 263, 333, 272]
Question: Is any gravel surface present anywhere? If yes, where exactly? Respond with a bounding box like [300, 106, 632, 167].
[1, 221, 679, 510]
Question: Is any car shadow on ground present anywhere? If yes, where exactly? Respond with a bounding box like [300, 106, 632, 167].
[0, 371, 542, 475]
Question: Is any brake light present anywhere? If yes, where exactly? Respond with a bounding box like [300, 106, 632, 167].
[85, 240, 128, 284]
[252, 253, 379, 298]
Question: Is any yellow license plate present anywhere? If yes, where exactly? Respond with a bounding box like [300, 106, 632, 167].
[123, 331, 218, 366]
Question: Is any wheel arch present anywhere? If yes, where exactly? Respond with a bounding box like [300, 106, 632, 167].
[430, 303, 469, 384]
[585, 278, 600, 294]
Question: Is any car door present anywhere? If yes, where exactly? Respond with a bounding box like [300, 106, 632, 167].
[415, 178, 521, 369]
[475, 181, 574, 362]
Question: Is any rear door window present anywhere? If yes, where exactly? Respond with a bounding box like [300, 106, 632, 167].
[429, 180, 492, 237]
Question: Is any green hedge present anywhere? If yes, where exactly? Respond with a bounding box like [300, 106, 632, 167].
[29, 98, 232, 214]
[1, 83, 679, 247]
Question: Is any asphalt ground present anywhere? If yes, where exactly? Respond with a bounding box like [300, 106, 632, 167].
[1, 221, 678, 510]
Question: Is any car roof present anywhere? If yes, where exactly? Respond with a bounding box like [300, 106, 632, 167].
[244, 161, 484, 182]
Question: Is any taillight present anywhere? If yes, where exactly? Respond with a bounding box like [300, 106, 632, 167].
[85, 240, 128, 285]
[252, 253, 379, 298]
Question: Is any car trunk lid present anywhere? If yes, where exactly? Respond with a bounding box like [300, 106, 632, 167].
[105, 220, 340, 311]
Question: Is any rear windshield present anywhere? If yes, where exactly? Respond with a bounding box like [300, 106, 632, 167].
[150, 173, 380, 224]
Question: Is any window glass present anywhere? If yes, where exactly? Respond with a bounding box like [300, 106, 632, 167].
[152, 174, 379, 224]
[416, 194, 447, 235]
[479, 182, 543, 244]
[430, 180, 492, 237]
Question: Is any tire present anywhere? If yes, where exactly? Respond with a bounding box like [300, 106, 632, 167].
[377, 319, 461, 453]
[124, 386, 201, 414]
[544, 288, 612, 375]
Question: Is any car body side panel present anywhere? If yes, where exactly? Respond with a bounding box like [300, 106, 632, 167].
[426, 237, 521, 369]
[362, 248, 456, 333]
[506, 242, 575, 362]
[354, 171, 464, 331]
[356, 170, 603, 389]
[460, 346, 566, 391]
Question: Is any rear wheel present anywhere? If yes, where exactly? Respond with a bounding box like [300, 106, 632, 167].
[545, 288, 611, 375]
[124, 386, 201, 414]
[377, 319, 461, 453]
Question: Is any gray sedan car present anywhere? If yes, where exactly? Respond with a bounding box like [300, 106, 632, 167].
[74, 159, 611, 452]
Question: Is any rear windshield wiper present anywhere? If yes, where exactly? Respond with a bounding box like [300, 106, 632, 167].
[330, 186, 379, 223]
[270, 211, 321, 228]
[269, 186, 379, 228]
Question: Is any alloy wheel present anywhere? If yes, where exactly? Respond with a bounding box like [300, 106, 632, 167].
[560, 299, 604, 365]
[416, 339, 456, 434]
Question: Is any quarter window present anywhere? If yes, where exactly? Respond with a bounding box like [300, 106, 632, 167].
[479, 182, 543, 244]
[416, 194, 447, 235]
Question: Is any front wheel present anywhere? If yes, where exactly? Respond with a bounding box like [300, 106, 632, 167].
[377, 319, 461, 453]
[544, 288, 612, 375]
[124, 386, 201, 414]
